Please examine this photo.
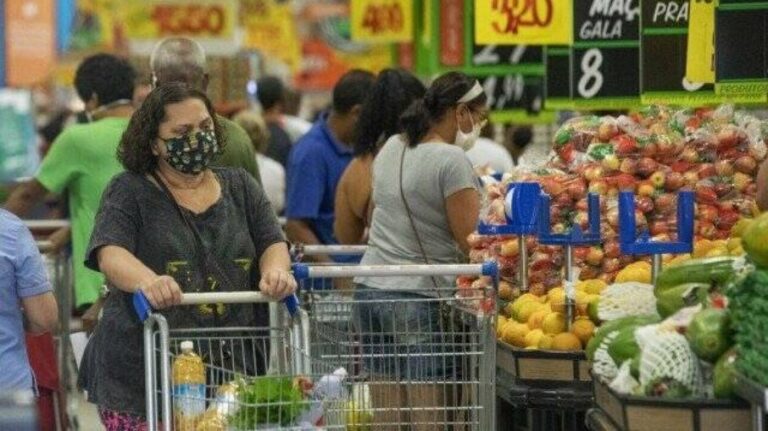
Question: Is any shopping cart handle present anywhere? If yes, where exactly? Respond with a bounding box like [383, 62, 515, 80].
[132, 291, 300, 322]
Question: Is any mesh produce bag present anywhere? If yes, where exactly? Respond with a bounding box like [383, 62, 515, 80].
[592, 331, 620, 380]
[610, 360, 640, 395]
[639, 328, 704, 397]
[598, 282, 659, 321]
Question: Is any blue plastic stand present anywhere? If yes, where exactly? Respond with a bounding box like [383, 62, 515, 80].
[477, 182, 542, 291]
[538, 192, 603, 329]
[618, 190, 695, 284]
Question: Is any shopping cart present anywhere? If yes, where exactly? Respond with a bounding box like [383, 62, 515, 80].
[294, 262, 499, 431]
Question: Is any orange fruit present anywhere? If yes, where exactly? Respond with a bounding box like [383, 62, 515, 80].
[551, 333, 582, 351]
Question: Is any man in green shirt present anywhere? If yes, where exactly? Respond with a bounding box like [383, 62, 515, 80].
[149, 37, 260, 182]
[5, 54, 136, 311]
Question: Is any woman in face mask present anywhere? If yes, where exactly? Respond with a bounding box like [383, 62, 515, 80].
[77, 83, 295, 430]
[353, 72, 487, 429]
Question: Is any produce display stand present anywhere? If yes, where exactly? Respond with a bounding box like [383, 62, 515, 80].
[591, 376, 753, 431]
[588, 191, 755, 431]
[482, 183, 600, 431]
[734, 372, 768, 431]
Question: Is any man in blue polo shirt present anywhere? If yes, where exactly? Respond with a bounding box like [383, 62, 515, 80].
[285, 70, 375, 262]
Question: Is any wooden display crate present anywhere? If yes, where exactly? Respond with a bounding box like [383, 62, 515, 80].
[497, 340, 592, 385]
[593, 375, 753, 431]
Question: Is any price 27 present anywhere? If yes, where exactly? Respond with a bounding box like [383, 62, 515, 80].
[361, 2, 404, 35]
[151, 5, 225, 36]
[491, 0, 553, 35]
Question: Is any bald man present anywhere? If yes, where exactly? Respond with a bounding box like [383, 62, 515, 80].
[150, 37, 260, 182]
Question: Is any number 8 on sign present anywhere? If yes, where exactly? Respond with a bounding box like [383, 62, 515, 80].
[578, 48, 604, 99]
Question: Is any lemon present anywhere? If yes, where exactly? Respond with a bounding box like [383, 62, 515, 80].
[548, 290, 566, 314]
[542, 312, 567, 335]
[571, 318, 596, 346]
[501, 322, 529, 347]
[538, 334, 554, 350]
[547, 287, 564, 303]
[524, 329, 544, 348]
[582, 279, 607, 295]
[527, 308, 549, 330]
[551, 333, 583, 351]
[727, 238, 742, 252]
[496, 316, 508, 338]
[516, 301, 545, 323]
[706, 247, 729, 258]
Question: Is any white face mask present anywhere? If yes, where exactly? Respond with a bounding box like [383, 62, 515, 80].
[454, 109, 483, 152]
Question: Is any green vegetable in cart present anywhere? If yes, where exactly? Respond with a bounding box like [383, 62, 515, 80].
[655, 282, 709, 318]
[586, 315, 659, 361]
[742, 212, 768, 268]
[686, 308, 733, 363]
[644, 376, 692, 399]
[713, 348, 738, 399]
[655, 257, 738, 293]
[630, 355, 641, 379]
[607, 325, 641, 367]
[229, 376, 306, 428]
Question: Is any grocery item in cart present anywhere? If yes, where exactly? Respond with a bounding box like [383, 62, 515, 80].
[173, 341, 206, 431]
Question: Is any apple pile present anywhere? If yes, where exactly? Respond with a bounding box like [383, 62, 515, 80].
[466, 105, 766, 298]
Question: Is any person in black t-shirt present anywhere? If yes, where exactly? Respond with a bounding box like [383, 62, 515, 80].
[77, 83, 296, 427]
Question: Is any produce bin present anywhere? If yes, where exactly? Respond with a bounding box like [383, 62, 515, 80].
[592, 376, 753, 431]
[498, 340, 592, 386]
[733, 372, 768, 431]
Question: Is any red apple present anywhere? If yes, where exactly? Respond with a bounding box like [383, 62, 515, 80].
[717, 210, 740, 230]
[696, 185, 718, 205]
[615, 173, 638, 190]
[574, 211, 590, 228]
[574, 246, 590, 261]
[715, 160, 734, 177]
[636, 157, 659, 178]
[665, 172, 685, 191]
[604, 241, 621, 259]
[735, 156, 757, 175]
[649, 220, 670, 236]
[714, 182, 734, 198]
[654, 193, 676, 215]
[567, 180, 587, 200]
[697, 163, 716, 179]
[670, 160, 693, 173]
[656, 135, 677, 156]
[717, 125, 743, 149]
[698, 221, 717, 239]
[637, 196, 655, 213]
[602, 258, 621, 273]
[641, 143, 658, 157]
[575, 198, 589, 211]
[698, 205, 719, 223]
[607, 208, 620, 228]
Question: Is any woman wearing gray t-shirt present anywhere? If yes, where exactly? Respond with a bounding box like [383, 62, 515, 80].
[355, 72, 487, 430]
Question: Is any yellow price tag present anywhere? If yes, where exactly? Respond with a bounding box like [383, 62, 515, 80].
[474, 0, 573, 45]
[242, 0, 301, 72]
[687, 0, 717, 83]
[351, 0, 414, 43]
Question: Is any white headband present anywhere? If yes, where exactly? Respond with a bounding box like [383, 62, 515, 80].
[457, 80, 484, 104]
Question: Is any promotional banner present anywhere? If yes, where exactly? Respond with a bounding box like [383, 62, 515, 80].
[686, 0, 716, 83]
[5, 0, 56, 86]
[0, 90, 38, 182]
[241, 0, 301, 72]
[474, 0, 573, 45]
[350, 0, 414, 43]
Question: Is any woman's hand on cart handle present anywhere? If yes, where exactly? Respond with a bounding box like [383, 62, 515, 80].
[259, 269, 297, 300]
[140, 276, 183, 310]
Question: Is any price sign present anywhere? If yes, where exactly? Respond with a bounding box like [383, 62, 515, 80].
[242, 0, 301, 72]
[641, 0, 720, 106]
[474, 0, 573, 45]
[686, 0, 716, 83]
[471, 44, 543, 67]
[351, 0, 414, 43]
[544, 0, 641, 110]
[123, 0, 236, 39]
[714, 1, 768, 102]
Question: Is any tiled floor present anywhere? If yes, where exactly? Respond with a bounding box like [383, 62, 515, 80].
[72, 391, 103, 430]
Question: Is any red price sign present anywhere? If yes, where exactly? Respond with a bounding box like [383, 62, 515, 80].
[475, 0, 572, 45]
[351, 0, 413, 43]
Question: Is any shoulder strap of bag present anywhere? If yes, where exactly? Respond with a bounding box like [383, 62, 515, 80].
[398, 144, 441, 293]
[150, 172, 240, 293]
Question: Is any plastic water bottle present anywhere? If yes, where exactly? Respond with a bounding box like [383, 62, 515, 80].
[172, 341, 206, 431]
[297, 367, 348, 426]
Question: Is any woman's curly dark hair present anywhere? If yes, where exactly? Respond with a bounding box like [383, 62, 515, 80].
[353, 68, 426, 156]
[118, 82, 226, 174]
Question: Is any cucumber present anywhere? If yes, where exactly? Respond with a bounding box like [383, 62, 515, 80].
[586, 315, 660, 361]
[656, 257, 738, 292]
